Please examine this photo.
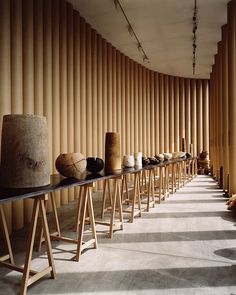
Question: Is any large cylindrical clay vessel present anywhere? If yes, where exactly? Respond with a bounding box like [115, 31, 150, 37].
[0, 114, 50, 188]
[105, 132, 121, 171]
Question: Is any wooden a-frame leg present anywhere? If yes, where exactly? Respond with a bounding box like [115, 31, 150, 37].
[131, 174, 138, 223]
[76, 186, 88, 262]
[101, 180, 107, 219]
[109, 180, 117, 239]
[117, 179, 124, 230]
[76, 187, 83, 232]
[137, 173, 142, 217]
[125, 175, 129, 203]
[20, 196, 56, 295]
[87, 187, 98, 249]
[0, 205, 14, 264]
[39, 198, 56, 279]
[151, 170, 155, 206]
[38, 192, 62, 251]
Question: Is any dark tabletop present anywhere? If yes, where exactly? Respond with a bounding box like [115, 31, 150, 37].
[0, 158, 190, 204]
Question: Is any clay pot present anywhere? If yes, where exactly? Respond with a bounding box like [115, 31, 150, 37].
[123, 155, 135, 168]
[155, 154, 165, 162]
[134, 152, 142, 167]
[105, 132, 121, 171]
[148, 157, 159, 165]
[163, 153, 172, 160]
[0, 114, 50, 188]
[172, 151, 186, 159]
[55, 153, 86, 179]
[142, 157, 150, 166]
[86, 157, 104, 174]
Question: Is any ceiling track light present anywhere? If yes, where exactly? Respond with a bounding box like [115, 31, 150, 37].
[113, 0, 149, 63]
[192, 0, 198, 75]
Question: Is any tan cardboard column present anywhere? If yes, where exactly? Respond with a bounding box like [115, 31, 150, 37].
[43, 0, 53, 165]
[121, 54, 126, 155]
[0, 0, 12, 232]
[211, 65, 217, 178]
[23, 0, 34, 222]
[80, 18, 87, 156]
[43, 0, 53, 209]
[92, 30, 98, 156]
[67, 3, 75, 201]
[185, 79, 191, 152]
[218, 42, 224, 187]
[203, 80, 209, 152]
[112, 47, 117, 133]
[34, 0, 44, 117]
[164, 75, 169, 152]
[213, 57, 218, 179]
[138, 65, 143, 152]
[209, 73, 215, 177]
[116, 51, 121, 138]
[159, 74, 164, 153]
[125, 57, 131, 155]
[169, 76, 174, 152]
[107, 43, 113, 132]
[60, 0, 68, 205]
[146, 70, 151, 156]
[174, 77, 180, 151]
[142, 68, 147, 155]
[197, 80, 203, 155]
[215, 53, 220, 180]
[86, 24, 92, 157]
[97, 35, 103, 158]
[73, 10, 81, 198]
[191, 80, 197, 157]
[228, 0, 236, 196]
[11, 0, 24, 229]
[52, 0, 61, 206]
[130, 60, 134, 154]
[154, 72, 159, 153]
[150, 72, 155, 155]
[222, 25, 229, 191]
[179, 78, 185, 151]
[134, 62, 139, 152]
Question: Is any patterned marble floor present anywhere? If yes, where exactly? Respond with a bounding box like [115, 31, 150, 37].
[1, 175, 236, 295]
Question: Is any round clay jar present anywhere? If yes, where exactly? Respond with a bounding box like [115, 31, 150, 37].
[55, 152, 86, 179]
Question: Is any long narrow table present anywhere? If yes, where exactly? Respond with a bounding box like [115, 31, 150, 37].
[0, 157, 194, 294]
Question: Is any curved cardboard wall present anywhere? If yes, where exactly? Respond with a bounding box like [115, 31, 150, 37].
[0, 0, 209, 233]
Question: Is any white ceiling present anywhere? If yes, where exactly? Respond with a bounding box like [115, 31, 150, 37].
[68, 0, 228, 79]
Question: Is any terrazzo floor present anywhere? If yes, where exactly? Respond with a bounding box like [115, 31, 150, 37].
[1, 175, 236, 295]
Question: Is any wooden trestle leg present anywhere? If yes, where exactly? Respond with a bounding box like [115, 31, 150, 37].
[0, 204, 14, 264]
[95, 177, 124, 238]
[20, 195, 56, 295]
[76, 184, 97, 261]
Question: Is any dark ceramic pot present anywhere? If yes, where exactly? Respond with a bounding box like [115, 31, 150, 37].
[86, 157, 104, 174]
[142, 157, 150, 166]
[148, 157, 159, 165]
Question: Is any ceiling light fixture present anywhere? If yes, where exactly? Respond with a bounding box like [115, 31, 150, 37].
[113, 0, 149, 63]
[192, 0, 198, 75]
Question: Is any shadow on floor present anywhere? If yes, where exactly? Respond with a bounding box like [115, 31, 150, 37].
[215, 248, 236, 260]
[98, 230, 236, 244]
[140, 211, 232, 219]
[5, 265, 236, 294]
[166, 199, 226, 204]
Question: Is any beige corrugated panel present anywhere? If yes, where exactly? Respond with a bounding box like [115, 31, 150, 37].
[0, 0, 210, 232]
